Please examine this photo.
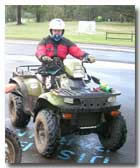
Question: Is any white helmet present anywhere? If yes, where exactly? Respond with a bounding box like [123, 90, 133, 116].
[49, 18, 65, 30]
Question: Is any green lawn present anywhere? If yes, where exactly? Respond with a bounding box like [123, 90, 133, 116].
[5, 21, 135, 47]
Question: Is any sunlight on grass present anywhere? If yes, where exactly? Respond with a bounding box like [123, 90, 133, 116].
[5, 21, 135, 46]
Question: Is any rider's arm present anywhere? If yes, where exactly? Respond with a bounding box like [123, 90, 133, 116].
[35, 38, 47, 62]
[64, 38, 95, 63]
[63, 38, 88, 60]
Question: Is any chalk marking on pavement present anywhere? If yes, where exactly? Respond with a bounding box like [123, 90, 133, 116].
[94, 146, 105, 152]
[57, 150, 75, 160]
[103, 157, 110, 164]
[20, 141, 28, 147]
[77, 153, 86, 163]
[17, 131, 27, 137]
[22, 142, 33, 152]
[90, 156, 104, 163]
[29, 133, 34, 139]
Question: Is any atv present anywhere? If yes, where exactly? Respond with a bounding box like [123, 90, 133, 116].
[8, 57, 127, 157]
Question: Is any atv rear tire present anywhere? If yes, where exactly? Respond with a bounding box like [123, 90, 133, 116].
[9, 93, 30, 128]
[5, 128, 22, 163]
[98, 115, 127, 151]
[34, 109, 59, 157]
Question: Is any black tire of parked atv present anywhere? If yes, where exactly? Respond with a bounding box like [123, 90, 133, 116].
[9, 93, 31, 128]
[34, 109, 60, 157]
[98, 115, 127, 151]
[5, 128, 22, 163]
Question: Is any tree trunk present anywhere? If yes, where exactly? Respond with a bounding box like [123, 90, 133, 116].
[36, 12, 41, 22]
[16, 5, 22, 25]
[36, 7, 41, 22]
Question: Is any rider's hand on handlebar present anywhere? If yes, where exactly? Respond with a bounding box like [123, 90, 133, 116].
[88, 55, 96, 63]
[41, 56, 53, 63]
[83, 54, 96, 63]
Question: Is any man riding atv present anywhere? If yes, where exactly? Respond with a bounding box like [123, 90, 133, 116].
[35, 18, 95, 64]
[8, 18, 127, 158]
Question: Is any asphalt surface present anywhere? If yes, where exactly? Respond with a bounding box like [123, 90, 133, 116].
[5, 40, 135, 64]
[5, 52, 135, 164]
[5, 40, 135, 165]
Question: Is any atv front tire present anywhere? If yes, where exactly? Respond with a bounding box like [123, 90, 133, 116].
[9, 93, 30, 128]
[34, 109, 59, 157]
[5, 128, 22, 163]
[98, 115, 127, 151]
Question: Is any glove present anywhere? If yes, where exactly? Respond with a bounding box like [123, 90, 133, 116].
[83, 54, 96, 63]
[41, 56, 52, 63]
[88, 55, 96, 63]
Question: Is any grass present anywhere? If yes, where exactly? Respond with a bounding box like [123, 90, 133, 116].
[5, 21, 135, 47]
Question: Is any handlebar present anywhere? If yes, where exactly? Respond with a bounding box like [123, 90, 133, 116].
[37, 57, 64, 76]
[37, 56, 94, 76]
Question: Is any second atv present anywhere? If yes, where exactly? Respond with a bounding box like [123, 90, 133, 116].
[8, 57, 127, 157]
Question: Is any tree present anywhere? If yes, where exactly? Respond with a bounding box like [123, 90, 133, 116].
[5, 5, 135, 23]
[16, 5, 22, 25]
[23, 6, 48, 22]
[5, 6, 16, 23]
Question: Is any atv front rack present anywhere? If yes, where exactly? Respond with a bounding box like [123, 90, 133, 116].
[52, 88, 121, 112]
[13, 65, 41, 77]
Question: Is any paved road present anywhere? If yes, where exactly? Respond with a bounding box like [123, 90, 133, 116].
[5, 53, 135, 164]
[5, 40, 135, 64]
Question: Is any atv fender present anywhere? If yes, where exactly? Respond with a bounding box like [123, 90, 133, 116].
[9, 77, 29, 112]
[9, 77, 42, 113]
[9, 77, 42, 96]
[33, 91, 64, 122]
[39, 91, 64, 106]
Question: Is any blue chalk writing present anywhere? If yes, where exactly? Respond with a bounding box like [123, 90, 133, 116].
[22, 142, 33, 152]
[103, 157, 110, 164]
[59, 137, 67, 145]
[20, 141, 28, 147]
[20, 141, 33, 151]
[94, 146, 105, 152]
[77, 153, 86, 163]
[29, 133, 34, 139]
[17, 131, 27, 137]
[57, 150, 75, 160]
[90, 156, 103, 163]
[106, 150, 110, 153]
[15, 129, 111, 164]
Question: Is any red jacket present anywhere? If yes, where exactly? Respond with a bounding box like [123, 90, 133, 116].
[35, 36, 88, 61]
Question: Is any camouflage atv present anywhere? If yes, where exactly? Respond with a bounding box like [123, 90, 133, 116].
[8, 57, 127, 157]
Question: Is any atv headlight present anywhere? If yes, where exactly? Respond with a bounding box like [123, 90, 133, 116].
[73, 70, 85, 78]
[64, 97, 74, 104]
[107, 96, 116, 103]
